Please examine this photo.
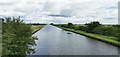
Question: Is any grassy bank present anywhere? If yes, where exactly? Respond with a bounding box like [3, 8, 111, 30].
[57, 26, 120, 47]
[31, 25, 45, 34]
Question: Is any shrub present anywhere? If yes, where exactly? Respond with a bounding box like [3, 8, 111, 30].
[2, 17, 37, 55]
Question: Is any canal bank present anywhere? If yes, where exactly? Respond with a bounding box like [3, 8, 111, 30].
[56, 26, 119, 47]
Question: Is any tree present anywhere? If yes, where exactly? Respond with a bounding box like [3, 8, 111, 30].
[68, 22, 73, 25]
[85, 21, 101, 32]
[50, 23, 54, 25]
[67, 22, 73, 28]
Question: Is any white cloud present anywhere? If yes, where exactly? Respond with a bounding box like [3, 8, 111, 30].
[0, 0, 119, 24]
[0, 0, 19, 5]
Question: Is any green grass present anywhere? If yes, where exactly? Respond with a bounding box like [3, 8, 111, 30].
[31, 25, 45, 34]
[59, 27, 120, 47]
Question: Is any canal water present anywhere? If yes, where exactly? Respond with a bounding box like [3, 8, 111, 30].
[32, 25, 118, 55]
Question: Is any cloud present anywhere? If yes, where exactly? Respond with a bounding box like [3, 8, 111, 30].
[0, 10, 25, 17]
[48, 14, 70, 17]
[0, 0, 119, 24]
[0, 0, 19, 5]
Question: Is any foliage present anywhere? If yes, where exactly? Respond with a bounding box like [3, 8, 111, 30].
[93, 26, 119, 37]
[2, 17, 37, 56]
[29, 23, 46, 25]
[67, 22, 73, 28]
[68, 22, 73, 26]
[50, 23, 54, 25]
[85, 21, 101, 32]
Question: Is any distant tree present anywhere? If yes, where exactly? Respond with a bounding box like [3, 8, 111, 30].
[50, 23, 54, 25]
[68, 22, 73, 26]
[85, 21, 101, 32]
[85, 21, 101, 26]
[67, 22, 73, 28]
[113, 25, 120, 27]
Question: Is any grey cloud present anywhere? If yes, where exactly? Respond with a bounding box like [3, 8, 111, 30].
[48, 14, 70, 17]
[105, 6, 117, 9]
[103, 17, 116, 20]
[60, 9, 74, 17]
[0, 3, 15, 5]
[46, 19, 66, 24]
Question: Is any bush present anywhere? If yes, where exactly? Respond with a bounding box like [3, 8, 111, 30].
[93, 26, 119, 37]
[2, 17, 37, 55]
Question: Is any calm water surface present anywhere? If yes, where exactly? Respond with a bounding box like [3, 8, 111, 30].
[31, 25, 118, 55]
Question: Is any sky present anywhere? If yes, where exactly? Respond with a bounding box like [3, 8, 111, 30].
[0, 0, 119, 24]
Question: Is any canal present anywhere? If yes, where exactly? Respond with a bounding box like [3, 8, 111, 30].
[32, 25, 118, 55]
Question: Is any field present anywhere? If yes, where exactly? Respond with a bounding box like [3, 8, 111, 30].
[31, 25, 45, 34]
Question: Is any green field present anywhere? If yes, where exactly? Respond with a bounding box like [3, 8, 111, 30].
[31, 25, 45, 34]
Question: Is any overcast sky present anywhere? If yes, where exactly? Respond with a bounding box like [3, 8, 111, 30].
[0, 0, 119, 24]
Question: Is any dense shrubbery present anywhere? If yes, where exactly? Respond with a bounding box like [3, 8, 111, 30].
[93, 26, 119, 37]
[1, 17, 37, 56]
[56, 21, 119, 41]
[85, 21, 101, 33]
